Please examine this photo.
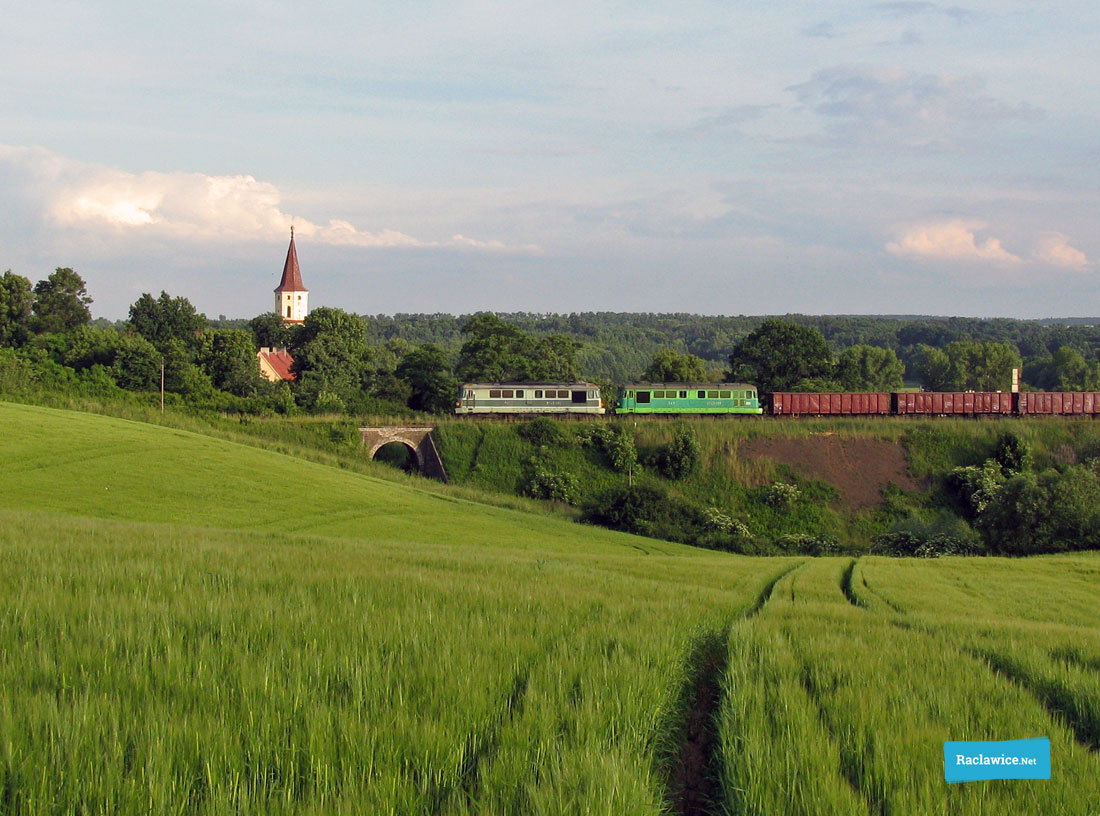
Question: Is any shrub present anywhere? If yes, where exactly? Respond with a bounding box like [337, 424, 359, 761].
[518, 416, 567, 448]
[773, 533, 841, 556]
[764, 481, 802, 507]
[947, 460, 1005, 518]
[993, 431, 1032, 475]
[521, 449, 579, 504]
[578, 424, 638, 473]
[652, 424, 700, 480]
[871, 512, 984, 557]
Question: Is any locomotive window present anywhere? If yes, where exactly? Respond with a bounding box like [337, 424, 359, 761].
[708, 391, 718, 398]
[698, 391, 706, 399]
[515, 390, 524, 398]
[636, 391, 651, 404]
[719, 391, 730, 399]
[653, 390, 663, 398]
[557, 390, 568, 398]
[534, 390, 543, 398]
[502, 390, 514, 398]
[571, 390, 586, 404]
[587, 390, 595, 399]
[679, 391, 687, 399]
[490, 390, 502, 398]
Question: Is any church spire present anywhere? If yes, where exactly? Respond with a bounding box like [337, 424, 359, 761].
[275, 227, 309, 322]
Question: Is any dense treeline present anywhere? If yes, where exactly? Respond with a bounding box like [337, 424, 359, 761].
[4, 264, 1100, 418]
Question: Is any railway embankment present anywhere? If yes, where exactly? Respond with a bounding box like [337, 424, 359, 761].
[431, 416, 1100, 556]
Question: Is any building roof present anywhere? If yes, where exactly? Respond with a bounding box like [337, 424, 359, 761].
[274, 227, 307, 293]
[257, 347, 296, 382]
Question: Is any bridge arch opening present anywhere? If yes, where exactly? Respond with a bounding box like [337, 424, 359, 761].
[371, 440, 422, 474]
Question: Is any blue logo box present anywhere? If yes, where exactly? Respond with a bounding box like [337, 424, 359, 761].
[944, 738, 1050, 783]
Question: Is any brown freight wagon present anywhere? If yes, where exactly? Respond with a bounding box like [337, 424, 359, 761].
[1017, 392, 1100, 415]
[770, 392, 891, 416]
[893, 392, 1013, 415]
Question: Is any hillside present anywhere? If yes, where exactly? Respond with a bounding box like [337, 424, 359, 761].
[433, 415, 1100, 554]
[2, 403, 1099, 814]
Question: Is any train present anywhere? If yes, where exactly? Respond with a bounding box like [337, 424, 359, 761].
[455, 382, 1100, 418]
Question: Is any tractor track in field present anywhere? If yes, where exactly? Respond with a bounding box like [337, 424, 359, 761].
[840, 558, 864, 608]
[874, 615, 1100, 755]
[794, 657, 887, 816]
[971, 649, 1100, 753]
[665, 560, 805, 816]
[429, 611, 595, 815]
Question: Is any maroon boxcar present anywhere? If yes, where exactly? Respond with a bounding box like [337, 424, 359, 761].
[893, 392, 1013, 416]
[1017, 392, 1100, 415]
[770, 392, 891, 416]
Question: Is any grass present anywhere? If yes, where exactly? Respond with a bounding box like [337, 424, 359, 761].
[3, 402, 1100, 813]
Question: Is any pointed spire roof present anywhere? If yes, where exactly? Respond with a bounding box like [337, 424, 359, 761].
[275, 226, 307, 293]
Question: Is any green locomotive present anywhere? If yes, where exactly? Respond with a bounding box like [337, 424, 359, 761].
[615, 383, 763, 415]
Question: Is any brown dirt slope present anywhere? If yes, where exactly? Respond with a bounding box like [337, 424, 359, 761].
[739, 434, 917, 510]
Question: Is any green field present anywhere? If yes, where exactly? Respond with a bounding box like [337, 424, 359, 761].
[2, 402, 1099, 814]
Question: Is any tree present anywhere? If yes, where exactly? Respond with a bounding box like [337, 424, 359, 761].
[917, 341, 1021, 391]
[0, 271, 34, 347]
[395, 344, 459, 414]
[129, 291, 206, 351]
[249, 312, 295, 349]
[111, 333, 161, 390]
[642, 349, 708, 382]
[456, 313, 579, 382]
[197, 329, 264, 397]
[32, 268, 92, 334]
[288, 307, 370, 409]
[835, 345, 905, 391]
[726, 319, 832, 393]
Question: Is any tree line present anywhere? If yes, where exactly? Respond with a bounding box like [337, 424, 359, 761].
[3, 266, 1099, 416]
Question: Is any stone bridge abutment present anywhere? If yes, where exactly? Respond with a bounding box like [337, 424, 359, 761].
[359, 426, 448, 482]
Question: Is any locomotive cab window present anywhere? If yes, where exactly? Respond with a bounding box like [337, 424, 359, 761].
[636, 391, 651, 404]
[697, 390, 706, 399]
[534, 390, 543, 398]
[515, 390, 524, 398]
[571, 390, 586, 404]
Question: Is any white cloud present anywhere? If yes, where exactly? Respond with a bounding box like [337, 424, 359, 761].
[886, 220, 1021, 262]
[1034, 232, 1089, 270]
[0, 144, 533, 252]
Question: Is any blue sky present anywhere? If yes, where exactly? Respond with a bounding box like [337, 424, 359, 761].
[3, 1, 1099, 319]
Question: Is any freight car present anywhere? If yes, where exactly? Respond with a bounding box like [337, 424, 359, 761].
[615, 383, 763, 414]
[455, 382, 605, 415]
[1017, 392, 1100, 415]
[771, 392, 890, 416]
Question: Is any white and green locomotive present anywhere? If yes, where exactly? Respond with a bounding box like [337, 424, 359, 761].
[455, 383, 605, 415]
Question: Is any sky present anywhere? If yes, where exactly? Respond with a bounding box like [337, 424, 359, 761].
[2, 1, 1099, 320]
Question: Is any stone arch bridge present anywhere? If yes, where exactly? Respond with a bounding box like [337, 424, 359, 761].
[359, 426, 448, 482]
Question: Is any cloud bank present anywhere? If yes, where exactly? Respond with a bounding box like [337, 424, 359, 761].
[887, 220, 1091, 269]
[0, 144, 533, 253]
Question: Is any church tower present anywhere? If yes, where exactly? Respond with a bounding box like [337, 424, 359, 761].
[275, 226, 309, 323]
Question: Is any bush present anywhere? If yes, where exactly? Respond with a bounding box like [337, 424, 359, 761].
[764, 481, 802, 507]
[871, 512, 984, 557]
[652, 424, 699, 480]
[518, 416, 567, 448]
[578, 424, 638, 473]
[947, 460, 1005, 518]
[993, 431, 1032, 474]
[977, 466, 1100, 555]
[773, 533, 841, 556]
[521, 449, 579, 504]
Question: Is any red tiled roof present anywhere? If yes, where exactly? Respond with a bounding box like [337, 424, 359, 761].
[258, 348, 296, 381]
[274, 228, 307, 293]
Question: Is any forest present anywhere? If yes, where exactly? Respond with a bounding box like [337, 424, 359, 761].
[4, 266, 1100, 416]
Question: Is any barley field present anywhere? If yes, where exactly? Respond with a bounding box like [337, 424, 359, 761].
[1, 402, 1097, 814]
